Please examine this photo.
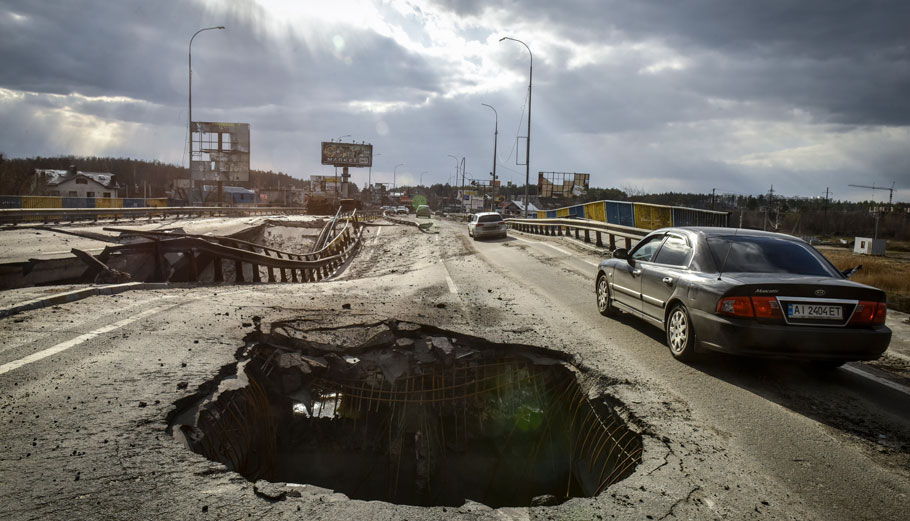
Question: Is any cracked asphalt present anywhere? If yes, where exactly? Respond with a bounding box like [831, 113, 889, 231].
[1, 216, 908, 520]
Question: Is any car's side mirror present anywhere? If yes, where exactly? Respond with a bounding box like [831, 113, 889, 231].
[612, 248, 628, 260]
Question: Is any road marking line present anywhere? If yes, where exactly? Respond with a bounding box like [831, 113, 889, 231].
[371, 226, 383, 245]
[843, 364, 910, 397]
[511, 236, 598, 267]
[444, 271, 459, 294]
[0, 303, 177, 376]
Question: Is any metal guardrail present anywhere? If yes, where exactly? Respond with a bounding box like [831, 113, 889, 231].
[0, 206, 310, 225]
[98, 209, 365, 283]
[505, 217, 649, 250]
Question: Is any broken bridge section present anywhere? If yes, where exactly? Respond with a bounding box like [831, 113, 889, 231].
[0, 211, 371, 289]
[170, 320, 643, 508]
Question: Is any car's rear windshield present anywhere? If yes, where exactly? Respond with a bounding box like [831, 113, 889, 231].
[478, 214, 503, 223]
[706, 236, 836, 277]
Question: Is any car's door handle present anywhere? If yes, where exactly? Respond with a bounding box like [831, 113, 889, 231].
[662, 277, 674, 285]
[632, 269, 642, 276]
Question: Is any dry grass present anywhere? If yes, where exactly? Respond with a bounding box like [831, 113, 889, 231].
[820, 248, 910, 313]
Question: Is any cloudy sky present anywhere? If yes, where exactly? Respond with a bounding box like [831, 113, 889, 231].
[1, 0, 908, 202]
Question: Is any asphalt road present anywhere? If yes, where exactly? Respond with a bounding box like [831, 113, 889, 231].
[1, 216, 908, 520]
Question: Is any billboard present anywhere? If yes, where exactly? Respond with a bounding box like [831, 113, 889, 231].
[321, 142, 373, 167]
[538, 172, 590, 198]
[191, 122, 250, 182]
[310, 175, 341, 193]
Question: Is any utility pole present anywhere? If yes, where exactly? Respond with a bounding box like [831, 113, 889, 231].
[848, 182, 896, 206]
[823, 187, 829, 236]
[460, 157, 466, 213]
[767, 185, 775, 231]
[482, 103, 498, 212]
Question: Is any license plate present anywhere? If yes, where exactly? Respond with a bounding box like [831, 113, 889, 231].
[787, 304, 842, 320]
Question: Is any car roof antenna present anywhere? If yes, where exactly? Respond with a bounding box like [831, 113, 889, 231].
[717, 228, 739, 281]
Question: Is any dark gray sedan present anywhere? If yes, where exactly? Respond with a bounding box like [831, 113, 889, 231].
[595, 227, 891, 365]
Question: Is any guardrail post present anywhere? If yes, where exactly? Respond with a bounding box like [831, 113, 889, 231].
[188, 249, 198, 282]
[274, 252, 287, 282]
[263, 250, 276, 283]
[235, 260, 245, 283]
[609, 234, 616, 250]
[584, 229, 590, 243]
[624, 237, 632, 249]
[153, 240, 166, 282]
[214, 257, 224, 282]
[595, 231, 603, 247]
[250, 246, 261, 283]
[574, 227, 580, 240]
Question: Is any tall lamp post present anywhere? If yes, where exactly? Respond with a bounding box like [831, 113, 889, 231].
[481, 103, 498, 211]
[419, 171, 429, 187]
[460, 157, 466, 213]
[447, 154, 459, 211]
[394, 163, 405, 191]
[189, 26, 225, 186]
[369, 152, 381, 191]
[500, 36, 532, 217]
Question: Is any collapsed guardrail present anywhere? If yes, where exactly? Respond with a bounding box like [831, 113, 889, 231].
[99, 209, 366, 283]
[505, 217, 648, 250]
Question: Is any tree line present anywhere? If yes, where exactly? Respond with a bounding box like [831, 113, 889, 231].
[0, 154, 306, 197]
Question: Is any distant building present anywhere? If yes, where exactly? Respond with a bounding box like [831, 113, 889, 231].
[502, 199, 540, 216]
[39, 166, 120, 198]
[201, 185, 257, 205]
[258, 188, 306, 206]
[853, 237, 886, 256]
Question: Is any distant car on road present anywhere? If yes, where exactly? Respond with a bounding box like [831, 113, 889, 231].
[416, 205, 431, 218]
[468, 212, 508, 240]
[594, 227, 891, 366]
[396, 206, 408, 215]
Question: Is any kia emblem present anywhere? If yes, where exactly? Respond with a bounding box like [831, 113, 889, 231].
[814, 289, 826, 297]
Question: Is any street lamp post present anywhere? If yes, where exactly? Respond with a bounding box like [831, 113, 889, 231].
[189, 26, 225, 187]
[460, 157, 466, 213]
[500, 36, 532, 217]
[394, 163, 405, 191]
[447, 154, 459, 210]
[369, 152, 381, 192]
[481, 103, 498, 212]
[419, 171, 429, 187]
[335, 134, 351, 142]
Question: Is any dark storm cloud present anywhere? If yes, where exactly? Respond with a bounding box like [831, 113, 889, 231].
[0, 1, 441, 110]
[445, 0, 910, 126]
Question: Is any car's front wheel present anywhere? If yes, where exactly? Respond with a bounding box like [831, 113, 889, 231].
[666, 304, 697, 361]
[596, 273, 617, 317]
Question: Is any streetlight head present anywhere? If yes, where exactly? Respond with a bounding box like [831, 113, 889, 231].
[216, 26, 225, 29]
[499, 36, 507, 41]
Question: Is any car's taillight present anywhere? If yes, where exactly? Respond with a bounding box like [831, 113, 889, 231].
[717, 296, 754, 317]
[751, 296, 783, 319]
[716, 296, 783, 319]
[849, 301, 887, 325]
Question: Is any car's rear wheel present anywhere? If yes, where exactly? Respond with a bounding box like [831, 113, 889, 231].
[596, 273, 617, 317]
[666, 304, 696, 361]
